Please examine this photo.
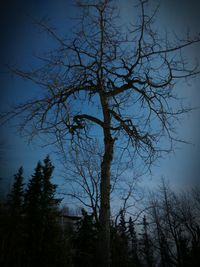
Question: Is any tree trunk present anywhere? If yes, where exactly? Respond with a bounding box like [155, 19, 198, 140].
[98, 91, 114, 267]
[98, 132, 114, 267]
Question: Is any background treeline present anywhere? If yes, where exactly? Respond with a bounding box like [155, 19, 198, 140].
[0, 157, 200, 267]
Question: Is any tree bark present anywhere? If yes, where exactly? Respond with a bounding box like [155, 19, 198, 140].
[98, 92, 114, 267]
[98, 134, 113, 267]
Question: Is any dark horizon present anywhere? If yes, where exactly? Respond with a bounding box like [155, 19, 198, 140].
[1, 0, 200, 194]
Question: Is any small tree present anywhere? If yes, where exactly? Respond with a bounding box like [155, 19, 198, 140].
[62, 144, 101, 224]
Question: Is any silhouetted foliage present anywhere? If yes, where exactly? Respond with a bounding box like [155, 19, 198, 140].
[140, 215, 154, 267]
[23, 157, 63, 267]
[1, 159, 200, 267]
[128, 217, 141, 267]
[0, 167, 25, 267]
[8, 167, 24, 215]
[0, 157, 66, 267]
[74, 209, 98, 267]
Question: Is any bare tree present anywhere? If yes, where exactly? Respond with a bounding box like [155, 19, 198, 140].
[2, 1, 200, 266]
[61, 143, 101, 223]
[61, 140, 143, 227]
[148, 180, 200, 266]
[149, 183, 178, 266]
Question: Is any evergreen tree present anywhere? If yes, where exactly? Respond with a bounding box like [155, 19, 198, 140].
[111, 210, 129, 267]
[24, 162, 44, 267]
[40, 156, 63, 266]
[190, 224, 200, 267]
[1, 167, 25, 267]
[74, 209, 98, 267]
[128, 217, 140, 267]
[140, 216, 154, 267]
[0, 158, 70, 267]
[8, 167, 24, 215]
[42, 156, 58, 211]
[118, 210, 127, 237]
[178, 231, 190, 267]
[24, 162, 43, 215]
[24, 157, 62, 267]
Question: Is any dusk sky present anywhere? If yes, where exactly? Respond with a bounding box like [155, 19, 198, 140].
[0, 0, 200, 201]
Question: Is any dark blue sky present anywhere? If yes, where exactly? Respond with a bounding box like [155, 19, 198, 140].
[1, 0, 200, 198]
[0, 0, 74, 194]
